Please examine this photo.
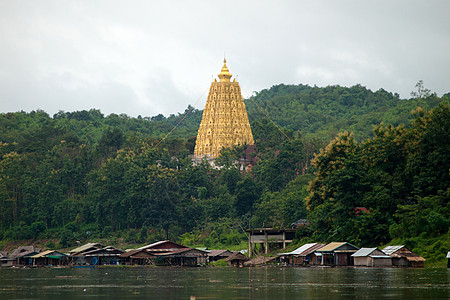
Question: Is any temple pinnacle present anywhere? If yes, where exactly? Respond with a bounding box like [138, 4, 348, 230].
[194, 59, 254, 159]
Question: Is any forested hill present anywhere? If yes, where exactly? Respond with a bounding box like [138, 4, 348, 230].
[1, 83, 447, 148]
[245, 83, 448, 141]
[0, 83, 448, 265]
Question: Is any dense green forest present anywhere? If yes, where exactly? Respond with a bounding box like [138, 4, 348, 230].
[0, 83, 448, 265]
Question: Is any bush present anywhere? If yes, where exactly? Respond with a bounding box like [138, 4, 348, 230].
[59, 229, 74, 248]
[124, 229, 138, 243]
[210, 259, 228, 267]
[30, 221, 46, 239]
[46, 240, 56, 249]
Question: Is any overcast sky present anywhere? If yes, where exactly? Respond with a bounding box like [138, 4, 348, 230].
[1, 0, 449, 118]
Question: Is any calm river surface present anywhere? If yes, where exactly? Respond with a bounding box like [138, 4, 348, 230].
[0, 267, 448, 299]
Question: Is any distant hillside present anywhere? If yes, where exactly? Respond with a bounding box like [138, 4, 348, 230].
[1, 84, 447, 147]
[245, 83, 448, 141]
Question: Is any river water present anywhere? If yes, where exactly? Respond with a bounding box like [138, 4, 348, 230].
[0, 267, 448, 299]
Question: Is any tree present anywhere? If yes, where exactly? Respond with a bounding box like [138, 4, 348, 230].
[410, 80, 432, 99]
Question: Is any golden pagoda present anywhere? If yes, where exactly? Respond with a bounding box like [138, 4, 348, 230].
[194, 59, 254, 158]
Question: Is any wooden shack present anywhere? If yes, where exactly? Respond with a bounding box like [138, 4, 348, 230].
[81, 246, 124, 265]
[207, 250, 233, 263]
[137, 240, 189, 253]
[382, 245, 425, 268]
[0, 251, 13, 267]
[9, 246, 41, 266]
[30, 250, 68, 267]
[225, 252, 249, 267]
[315, 242, 359, 266]
[119, 249, 156, 265]
[69, 243, 105, 256]
[278, 243, 325, 266]
[154, 248, 208, 266]
[244, 255, 277, 267]
[351, 248, 392, 267]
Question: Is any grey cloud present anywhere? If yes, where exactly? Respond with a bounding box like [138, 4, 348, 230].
[1, 0, 449, 117]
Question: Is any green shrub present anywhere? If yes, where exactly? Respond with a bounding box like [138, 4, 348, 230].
[210, 259, 228, 267]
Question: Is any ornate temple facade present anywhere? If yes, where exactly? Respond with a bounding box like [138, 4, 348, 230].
[194, 59, 254, 159]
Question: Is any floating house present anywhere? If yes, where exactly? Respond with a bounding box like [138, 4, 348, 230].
[278, 243, 325, 265]
[137, 240, 189, 253]
[351, 248, 392, 267]
[244, 255, 277, 267]
[207, 250, 234, 263]
[69, 243, 105, 256]
[382, 245, 425, 268]
[153, 248, 208, 266]
[30, 250, 68, 266]
[9, 246, 41, 266]
[315, 242, 359, 266]
[225, 252, 249, 267]
[119, 249, 156, 266]
[0, 251, 13, 267]
[137, 240, 207, 266]
[81, 246, 125, 265]
[71, 244, 123, 266]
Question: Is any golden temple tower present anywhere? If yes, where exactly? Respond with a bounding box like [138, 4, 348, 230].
[194, 59, 254, 158]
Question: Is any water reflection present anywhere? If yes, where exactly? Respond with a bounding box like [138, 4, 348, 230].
[0, 267, 448, 299]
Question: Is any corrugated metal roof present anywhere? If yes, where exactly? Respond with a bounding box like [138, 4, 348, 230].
[207, 250, 232, 257]
[351, 247, 378, 257]
[120, 249, 154, 258]
[30, 250, 54, 258]
[10, 249, 40, 258]
[83, 246, 124, 256]
[10, 246, 41, 258]
[137, 240, 170, 250]
[278, 243, 317, 256]
[369, 255, 392, 259]
[154, 248, 207, 257]
[299, 244, 326, 256]
[137, 240, 188, 251]
[69, 243, 104, 254]
[382, 245, 404, 255]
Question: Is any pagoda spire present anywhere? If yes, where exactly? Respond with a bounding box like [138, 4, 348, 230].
[218, 58, 232, 82]
[194, 59, 254, 159]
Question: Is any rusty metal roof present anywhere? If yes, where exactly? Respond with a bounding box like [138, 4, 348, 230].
[154, 248, 208, 257]
[30, 250, 67, 259]
[82, 246, 124, 257]
[207, 250, 233, 257]
[244, 256, 276, 266]
[137, 240, 189, 251]
[120, 249, 155, 258]
[316, 242, 358, 252]
[225, 252, 249, 262]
